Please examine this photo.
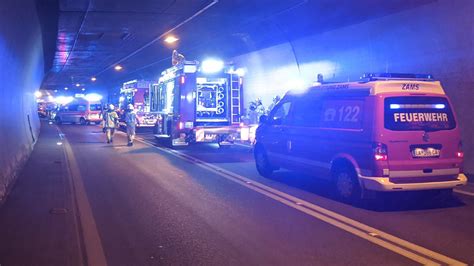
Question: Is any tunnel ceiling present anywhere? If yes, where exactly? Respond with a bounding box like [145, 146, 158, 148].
[42, 0, 435, 92]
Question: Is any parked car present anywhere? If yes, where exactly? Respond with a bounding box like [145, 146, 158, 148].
[55, 98, 102, 125]
[254, 73, 467, 202]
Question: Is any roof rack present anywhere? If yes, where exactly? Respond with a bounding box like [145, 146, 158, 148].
[360, 73, 435, 82]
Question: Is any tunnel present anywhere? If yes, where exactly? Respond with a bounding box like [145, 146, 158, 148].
[1, 0, 474, 265]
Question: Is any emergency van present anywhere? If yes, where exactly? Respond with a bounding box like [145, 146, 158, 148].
[55, 98, 102, 125]
[254, 73, 467, 201]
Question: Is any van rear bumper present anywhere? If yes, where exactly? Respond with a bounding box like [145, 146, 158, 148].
[359, 173, 467, 191]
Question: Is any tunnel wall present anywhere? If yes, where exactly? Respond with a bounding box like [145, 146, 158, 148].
[233, 0, 474, 174]
[0, 0, 45, 202]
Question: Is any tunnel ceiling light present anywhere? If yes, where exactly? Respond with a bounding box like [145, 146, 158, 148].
[114, 65, 123, 71]
[91, 77, 97, 82]
[75, 83, 80, 87]
[201, 59, 224, 73]
[34, 91, 42, 98]
[81, 88, 86, 91]
[164, 35, 179, 44]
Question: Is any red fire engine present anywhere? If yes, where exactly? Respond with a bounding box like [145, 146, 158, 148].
[119, 79, 157, 127]
[151, 59, 244, 147]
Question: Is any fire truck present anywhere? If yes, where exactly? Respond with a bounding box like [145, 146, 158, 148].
[151, 59, 244, 147]
[119, 79, 158, 127]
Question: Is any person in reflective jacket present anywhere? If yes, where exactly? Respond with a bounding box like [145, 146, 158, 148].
[103, 104, 119, 144]
[125, 104, 137, 146]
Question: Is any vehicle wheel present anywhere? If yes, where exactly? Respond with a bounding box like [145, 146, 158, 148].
[334, 165, 362, 203]
[254, 146, 273, 177]
[55, 116, 62, 125]
[79, 117, 87, 125]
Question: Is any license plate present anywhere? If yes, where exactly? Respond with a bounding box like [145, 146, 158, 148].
[205, 134, 216, 140]
[412, 148, 440, 158]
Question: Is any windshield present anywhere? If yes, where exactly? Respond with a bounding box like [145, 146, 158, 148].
[384, 96, 456, 131]
[90, 104, 102, 111]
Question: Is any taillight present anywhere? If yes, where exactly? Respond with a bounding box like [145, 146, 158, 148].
[373, 142, 388, 161]
[178, 122, 184, 130]
[457, 141, 464, 158]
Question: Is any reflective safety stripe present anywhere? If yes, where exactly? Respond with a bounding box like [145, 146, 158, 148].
[389, 168, 459, 178]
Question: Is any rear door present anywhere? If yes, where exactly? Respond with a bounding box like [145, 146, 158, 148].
[381, 95, 461, 180]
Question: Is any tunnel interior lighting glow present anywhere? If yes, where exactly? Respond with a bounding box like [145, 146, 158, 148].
[234, 68, 246, 77]
[55, 96, 74, 105]
[114, 65, 123, 71]
[164, 36, 179, 44]
[91, 77, 97, 82]
[286, 78, 308, 94]
[81, 88, 86, 91]
[34, 91, 42, 98]
[84, 93, 103, 102]
[201, 59, 224, 73]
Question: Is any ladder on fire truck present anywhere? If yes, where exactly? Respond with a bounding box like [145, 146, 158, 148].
[230, 74, 242, 124]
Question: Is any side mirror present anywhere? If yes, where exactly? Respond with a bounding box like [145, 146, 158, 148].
[259, 115, 268, 124]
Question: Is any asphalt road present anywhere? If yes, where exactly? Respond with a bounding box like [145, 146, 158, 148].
[30, 124, 474, 265]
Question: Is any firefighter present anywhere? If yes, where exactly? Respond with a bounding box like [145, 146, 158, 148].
[103, 104, 119, 144]
[125, 104, 137, 146]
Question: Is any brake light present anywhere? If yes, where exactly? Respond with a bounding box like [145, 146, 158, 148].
[457, 141, 464, 158]
[178, 122, 184, 130]
[373, 143, 388, 161]
[180, 76, 185, 85]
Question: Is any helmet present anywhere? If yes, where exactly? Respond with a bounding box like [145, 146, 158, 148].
[127, 104, 134, 110]
[108, 104, 115, 110]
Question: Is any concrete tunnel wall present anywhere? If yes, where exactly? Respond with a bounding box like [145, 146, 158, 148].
[0, 0, 45, 202]
[233, 0, 474, 174]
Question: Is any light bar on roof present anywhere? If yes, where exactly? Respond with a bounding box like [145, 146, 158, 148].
[390, 104, 446, 109]
[362, 73, 434, 81]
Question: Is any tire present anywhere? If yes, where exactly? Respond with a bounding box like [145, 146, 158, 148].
[334, 165, 362, 203]
[55, 116, 62, 125]
[254, 146, 273, 177]
[79, 117, 87, 125]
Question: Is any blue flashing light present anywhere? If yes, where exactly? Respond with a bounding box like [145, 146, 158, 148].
[434, 104, 445, 109]
[201, 59, 224, 73]
[390, 104, 401, 109]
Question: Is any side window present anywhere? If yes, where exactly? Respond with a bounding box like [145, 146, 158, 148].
[67, 104, 78, 111]
[77, 105, 86, 111]
[319, 99, 364, 129]
[269, 101, 291, 125]
[292, 98, 321, 127]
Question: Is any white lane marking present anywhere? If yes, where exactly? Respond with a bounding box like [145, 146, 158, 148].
[133, 136, 466, 266]
[454, 189, 474, 197]
[58, 127, 108, 266]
